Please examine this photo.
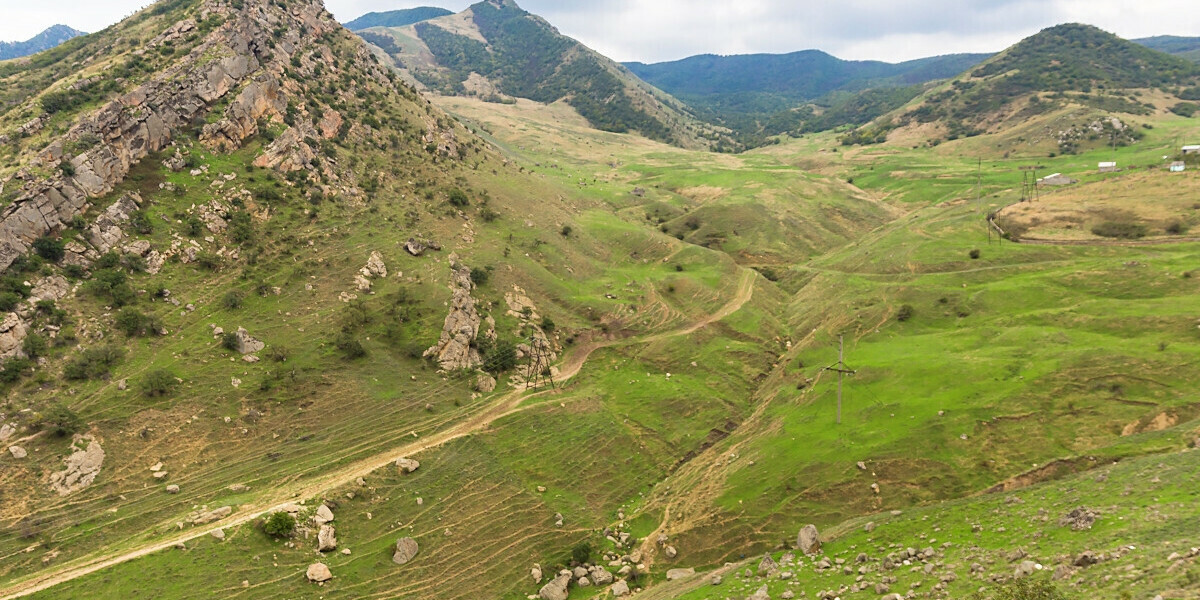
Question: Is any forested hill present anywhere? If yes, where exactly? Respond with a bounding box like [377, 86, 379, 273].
[343, 7, 452, 31]
[624, 50, 991, 108]
[0, 24, 85, 61]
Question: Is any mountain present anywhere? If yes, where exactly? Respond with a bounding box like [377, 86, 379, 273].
[343, 7, 452, 31]
[623, 50, 990, 145]
[1135, 35, 1200, 62]
[354, 0, 731, 149]
[625, 50, 991, 109]
[0, 24, 85, 61]
[847, 23, 1200, 147]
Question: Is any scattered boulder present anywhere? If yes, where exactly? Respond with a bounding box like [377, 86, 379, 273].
[192, 506, 233, 525]
[1059, 507, 1099, 531]
[210, 528, 226, 541]
[474, 372, 497, 393]
[48, 435, 105, 496]
[538, 572, 571, 600]
[306, 563, 333, 583]
[531, 563, 542, 584]
[317, 524, 337, 552]
[797, 524, 821, 555]
[749, 584, 771, 600]
[610, 579, 630, 596]
[233, 327, 265, 354]
[362, 251, 387, 278]
[666, 567, 695, 580]
[590, 567, 613, 585]
[665, 545, 677, 559]
[8, 445, 26, 459]
[166, 484, 180, 494]
[0, 423, 14, 441]
[314, 504, 334, 525]
[757, 553, 779, 576]
[396, 457, 420, 473]
[393, 537, 419, 565]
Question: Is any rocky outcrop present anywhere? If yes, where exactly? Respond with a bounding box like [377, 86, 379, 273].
[0, 313, 29, 360]
[0, 0, 355, 274]
[393, 537, 419, 565]
[396, 457, 420, 473]
[252, 125, 316, 171]
[424, 266, 482, 370]
[200, 75, 286, 151]
[666, 567, 695, 580]
[49, 435, 105, 496]
[86, 193, 141, 253]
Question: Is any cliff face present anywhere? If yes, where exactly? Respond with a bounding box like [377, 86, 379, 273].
[0, 0, 384, 273]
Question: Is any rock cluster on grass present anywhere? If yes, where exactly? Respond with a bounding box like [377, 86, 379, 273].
[393, 537, 419, 565]
[48, 434, 105, 496]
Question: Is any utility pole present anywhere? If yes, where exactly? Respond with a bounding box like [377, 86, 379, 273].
[525, 334, 556, 391]
[822, 336, 857, 425]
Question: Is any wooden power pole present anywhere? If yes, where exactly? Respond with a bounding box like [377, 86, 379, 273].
[822, 336, 857, 424]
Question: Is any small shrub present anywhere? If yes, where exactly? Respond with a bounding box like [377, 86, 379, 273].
[0, 292, 19, 312]
[223, 290, 245, 309]
[42, 404, 83, 437]
[263, 512, 296, 538]
[63, 346, 123, 380]
[142, 369, 178, 397]
[897, 304, 914, 322]
[447, 188, 470, 207]
[968, 577, 1069, 600]
[335, 333, 367, 359]
[571, 541, 592, 565]
[560, 225, 573, 237]
[222, 332, 240, 352]
[115, 308, 162, 337]
[540, 316, 555, 332]
[469, 266, 491, 287]
[1166, 220, 1190, 235]
[22, 333, 48, 358]
[33, 236, 66, 262]
[969, 249, 982, 260]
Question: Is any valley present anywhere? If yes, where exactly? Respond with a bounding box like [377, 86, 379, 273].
[0, 2, 1198, 600]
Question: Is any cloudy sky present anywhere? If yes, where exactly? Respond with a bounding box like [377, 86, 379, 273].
[3, 0, 1200, 63]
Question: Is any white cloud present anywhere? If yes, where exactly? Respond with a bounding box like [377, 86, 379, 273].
[3, 0, 1199, 64]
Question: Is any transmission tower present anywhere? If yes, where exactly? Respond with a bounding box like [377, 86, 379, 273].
[821, 336, 857, 425]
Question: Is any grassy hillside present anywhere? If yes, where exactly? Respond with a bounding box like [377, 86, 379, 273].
[342, 7, 452, 31]
[1136, 35, 1200, 63]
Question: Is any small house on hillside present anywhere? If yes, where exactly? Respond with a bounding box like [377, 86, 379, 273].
[1099, 162, 1118, 173]
[1038, 173, 1077, 186]
[1170, 161, 1186, 173]
[1183, 145, 1200, 155]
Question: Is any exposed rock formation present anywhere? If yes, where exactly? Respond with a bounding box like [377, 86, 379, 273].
[538, 572, 570, 600]
[0, 313, 29, 360]
[317, 524, 337, 552]
[49, 435, 105, 496]
[424, 265, 482, 370]
[233, 327, 265, 354]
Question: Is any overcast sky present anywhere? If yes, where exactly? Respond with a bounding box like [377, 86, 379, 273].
[3, 0, 1200, 63]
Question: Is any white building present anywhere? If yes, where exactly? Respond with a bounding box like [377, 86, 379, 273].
[1170, 161, 1186, 173]
[1183, 145, 1200, 155]
[1098, 162, 1118, 173]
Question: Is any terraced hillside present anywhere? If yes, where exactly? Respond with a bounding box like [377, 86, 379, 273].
[2, 3, 1200, 600]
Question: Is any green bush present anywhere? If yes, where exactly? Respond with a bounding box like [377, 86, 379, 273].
[0, 292, 19, 312]
[223, 290, 245, 309]
[41, 403, 83, 437]
[263, 511, 296, 537]
[33, 236, 66, 262]
[482, 338, 517, 374]
[115, 308, 162, 337]
[969, 578, 1069, 600]
[897, 304, 915, 322]
[447, 188, 470, 207]
[142, 369, 178, 397]
[335, 333, 367, 359]
[63, 346, 123, 380]
[571, 541, 593, 565]
[0, 358, 32, 383]
[22, 333, 48, 358]
[469, 266, 491, 287]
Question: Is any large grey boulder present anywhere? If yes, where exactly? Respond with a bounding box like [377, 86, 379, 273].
[666, 567, 695, 580]
[317, 524, 337, 552]
[538, 573, 571, 600]
[797, 524, 821, 555]
[306, 563, 332, 582]
[610, 579, 630, 596]
[393, 537, 419, 565]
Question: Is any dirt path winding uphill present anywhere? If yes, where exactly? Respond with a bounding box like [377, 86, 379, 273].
[0, 269, 757, 600]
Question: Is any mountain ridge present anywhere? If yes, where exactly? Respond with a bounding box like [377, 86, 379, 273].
[342, 6, 452, 31]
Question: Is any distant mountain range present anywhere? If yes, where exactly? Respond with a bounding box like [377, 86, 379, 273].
[1134, 36, 1200, 62]
[0, 24, 85, 61]
[343, 7, 452, 31]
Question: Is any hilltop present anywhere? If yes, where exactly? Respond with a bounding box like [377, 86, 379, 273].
[0, 25, 85, 61]
[1135, 35, 1200, 62]
[342, 7, 452, 31]
[847, 23, 1200, 149]
[353, 0, 732, 150]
